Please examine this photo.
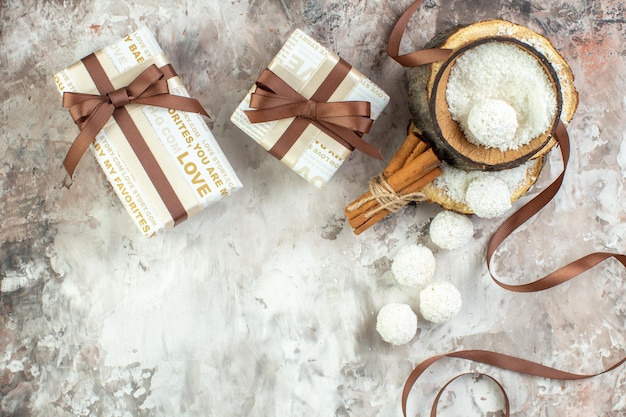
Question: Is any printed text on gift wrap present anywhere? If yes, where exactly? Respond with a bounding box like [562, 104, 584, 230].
[106, 32, 153, 73]
[93, 135, 161, 236]
[277, 29, 327, 82]
[170, 109, 229, 198]
[109, 35, 147, 68]
[294, 139, 346, 188]
[145, 106, 229, 200]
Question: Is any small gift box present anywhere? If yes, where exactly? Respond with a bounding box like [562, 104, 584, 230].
[230, 29, 390, 188]
[54, 27, 242, 237]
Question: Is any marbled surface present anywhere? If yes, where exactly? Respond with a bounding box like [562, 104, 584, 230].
[1, 1, 626, 416]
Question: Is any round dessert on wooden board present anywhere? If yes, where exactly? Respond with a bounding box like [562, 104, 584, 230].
[408, 122, 545, 214]
[407, 19, 578, 172]
[421, 157, 545, 215]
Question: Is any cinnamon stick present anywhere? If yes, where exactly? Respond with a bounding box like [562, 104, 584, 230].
[382, 131, 421, 178]
[346, 148, 440, 222]
[345, 124, 444, 233]
[351, 167, 443, 234]
[398, 166, 442, 195]
[346, 132, 426, 221]
[404, 138, 430, 166]
[386, 148, 440, 191]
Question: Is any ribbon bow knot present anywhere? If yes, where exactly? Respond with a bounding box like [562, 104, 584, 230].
[300, 100, 317, 120]
[62, 63, 209, 177]
[244, 69, 382, 160]
[107, 87, 132, 108]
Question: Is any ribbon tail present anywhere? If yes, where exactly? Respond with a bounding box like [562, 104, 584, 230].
[387, 0, 453, 67]
[402, 348, 626, 417]
[63, 103, 114, 177]
[318, 121, 382, 160]
[349, 135, 383, 160]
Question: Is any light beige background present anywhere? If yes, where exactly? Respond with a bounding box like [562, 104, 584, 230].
[1, 1, 625, 416]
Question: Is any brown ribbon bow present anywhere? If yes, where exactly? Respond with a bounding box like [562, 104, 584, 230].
[62, 63, 209, 177]
[244, 69, 383, 160]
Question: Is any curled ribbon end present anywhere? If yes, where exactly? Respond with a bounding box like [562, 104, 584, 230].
[63, 160, 76, 179]
[195, 106, 211, 120]
[243, 109, 262, 124]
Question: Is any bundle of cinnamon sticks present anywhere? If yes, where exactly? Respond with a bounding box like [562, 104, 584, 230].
[345, 124, 443, 234]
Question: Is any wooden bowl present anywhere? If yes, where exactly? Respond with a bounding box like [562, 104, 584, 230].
[407, 20, 578, 171]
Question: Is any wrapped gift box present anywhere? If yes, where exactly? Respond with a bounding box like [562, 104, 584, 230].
[230, 29, 390, 188]
[54, 27, 242, 237]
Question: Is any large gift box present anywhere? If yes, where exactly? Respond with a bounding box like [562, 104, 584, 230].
[230, 29, 390, 188]
[54, 27, 242, 237]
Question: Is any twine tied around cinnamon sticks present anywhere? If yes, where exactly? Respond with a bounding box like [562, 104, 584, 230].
[345, 123, 443, 234]
[349, 174, 428, 216]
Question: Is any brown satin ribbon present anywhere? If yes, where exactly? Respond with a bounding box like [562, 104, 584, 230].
[400, 122, 626, 417]
[402, 349, 626, 417]
[487, 122, 626, 292]
[400, 126, 626, 416]
[387, 0, 453, 67]
[388, 2, 626, 415]
[63, 54, 210, 225]
[244, 62, 383, 160]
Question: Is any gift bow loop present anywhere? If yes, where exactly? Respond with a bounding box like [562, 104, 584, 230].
[244, 69, 381, 160]
[63, 64, 170, 126]
[62, 63, 209, 177]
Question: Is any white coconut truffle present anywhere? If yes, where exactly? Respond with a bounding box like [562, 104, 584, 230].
[446, 42, 557, 151]
[419, 282, 463, 324]
[376, 303, 418, 345]
[429, 210, 474, 250]
[467, 99, 519, 150]
[391, 244, 436, 287]
[465, 176, 512, 218]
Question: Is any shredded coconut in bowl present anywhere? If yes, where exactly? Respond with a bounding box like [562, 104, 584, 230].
[391, 244, 436, 287]
[429, 210, 474, 250]
[446, 41, 557, 151]
[376, 303, 418, 345]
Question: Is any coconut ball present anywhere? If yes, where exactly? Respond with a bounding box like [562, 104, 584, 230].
[419, 282, 463, 324]
[465, 176, 512, 218]
[429, 210, 474, 250]
[391, 244, 436, 287]
[376, 303, 418, 345]
[467, 98, 519, 150]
